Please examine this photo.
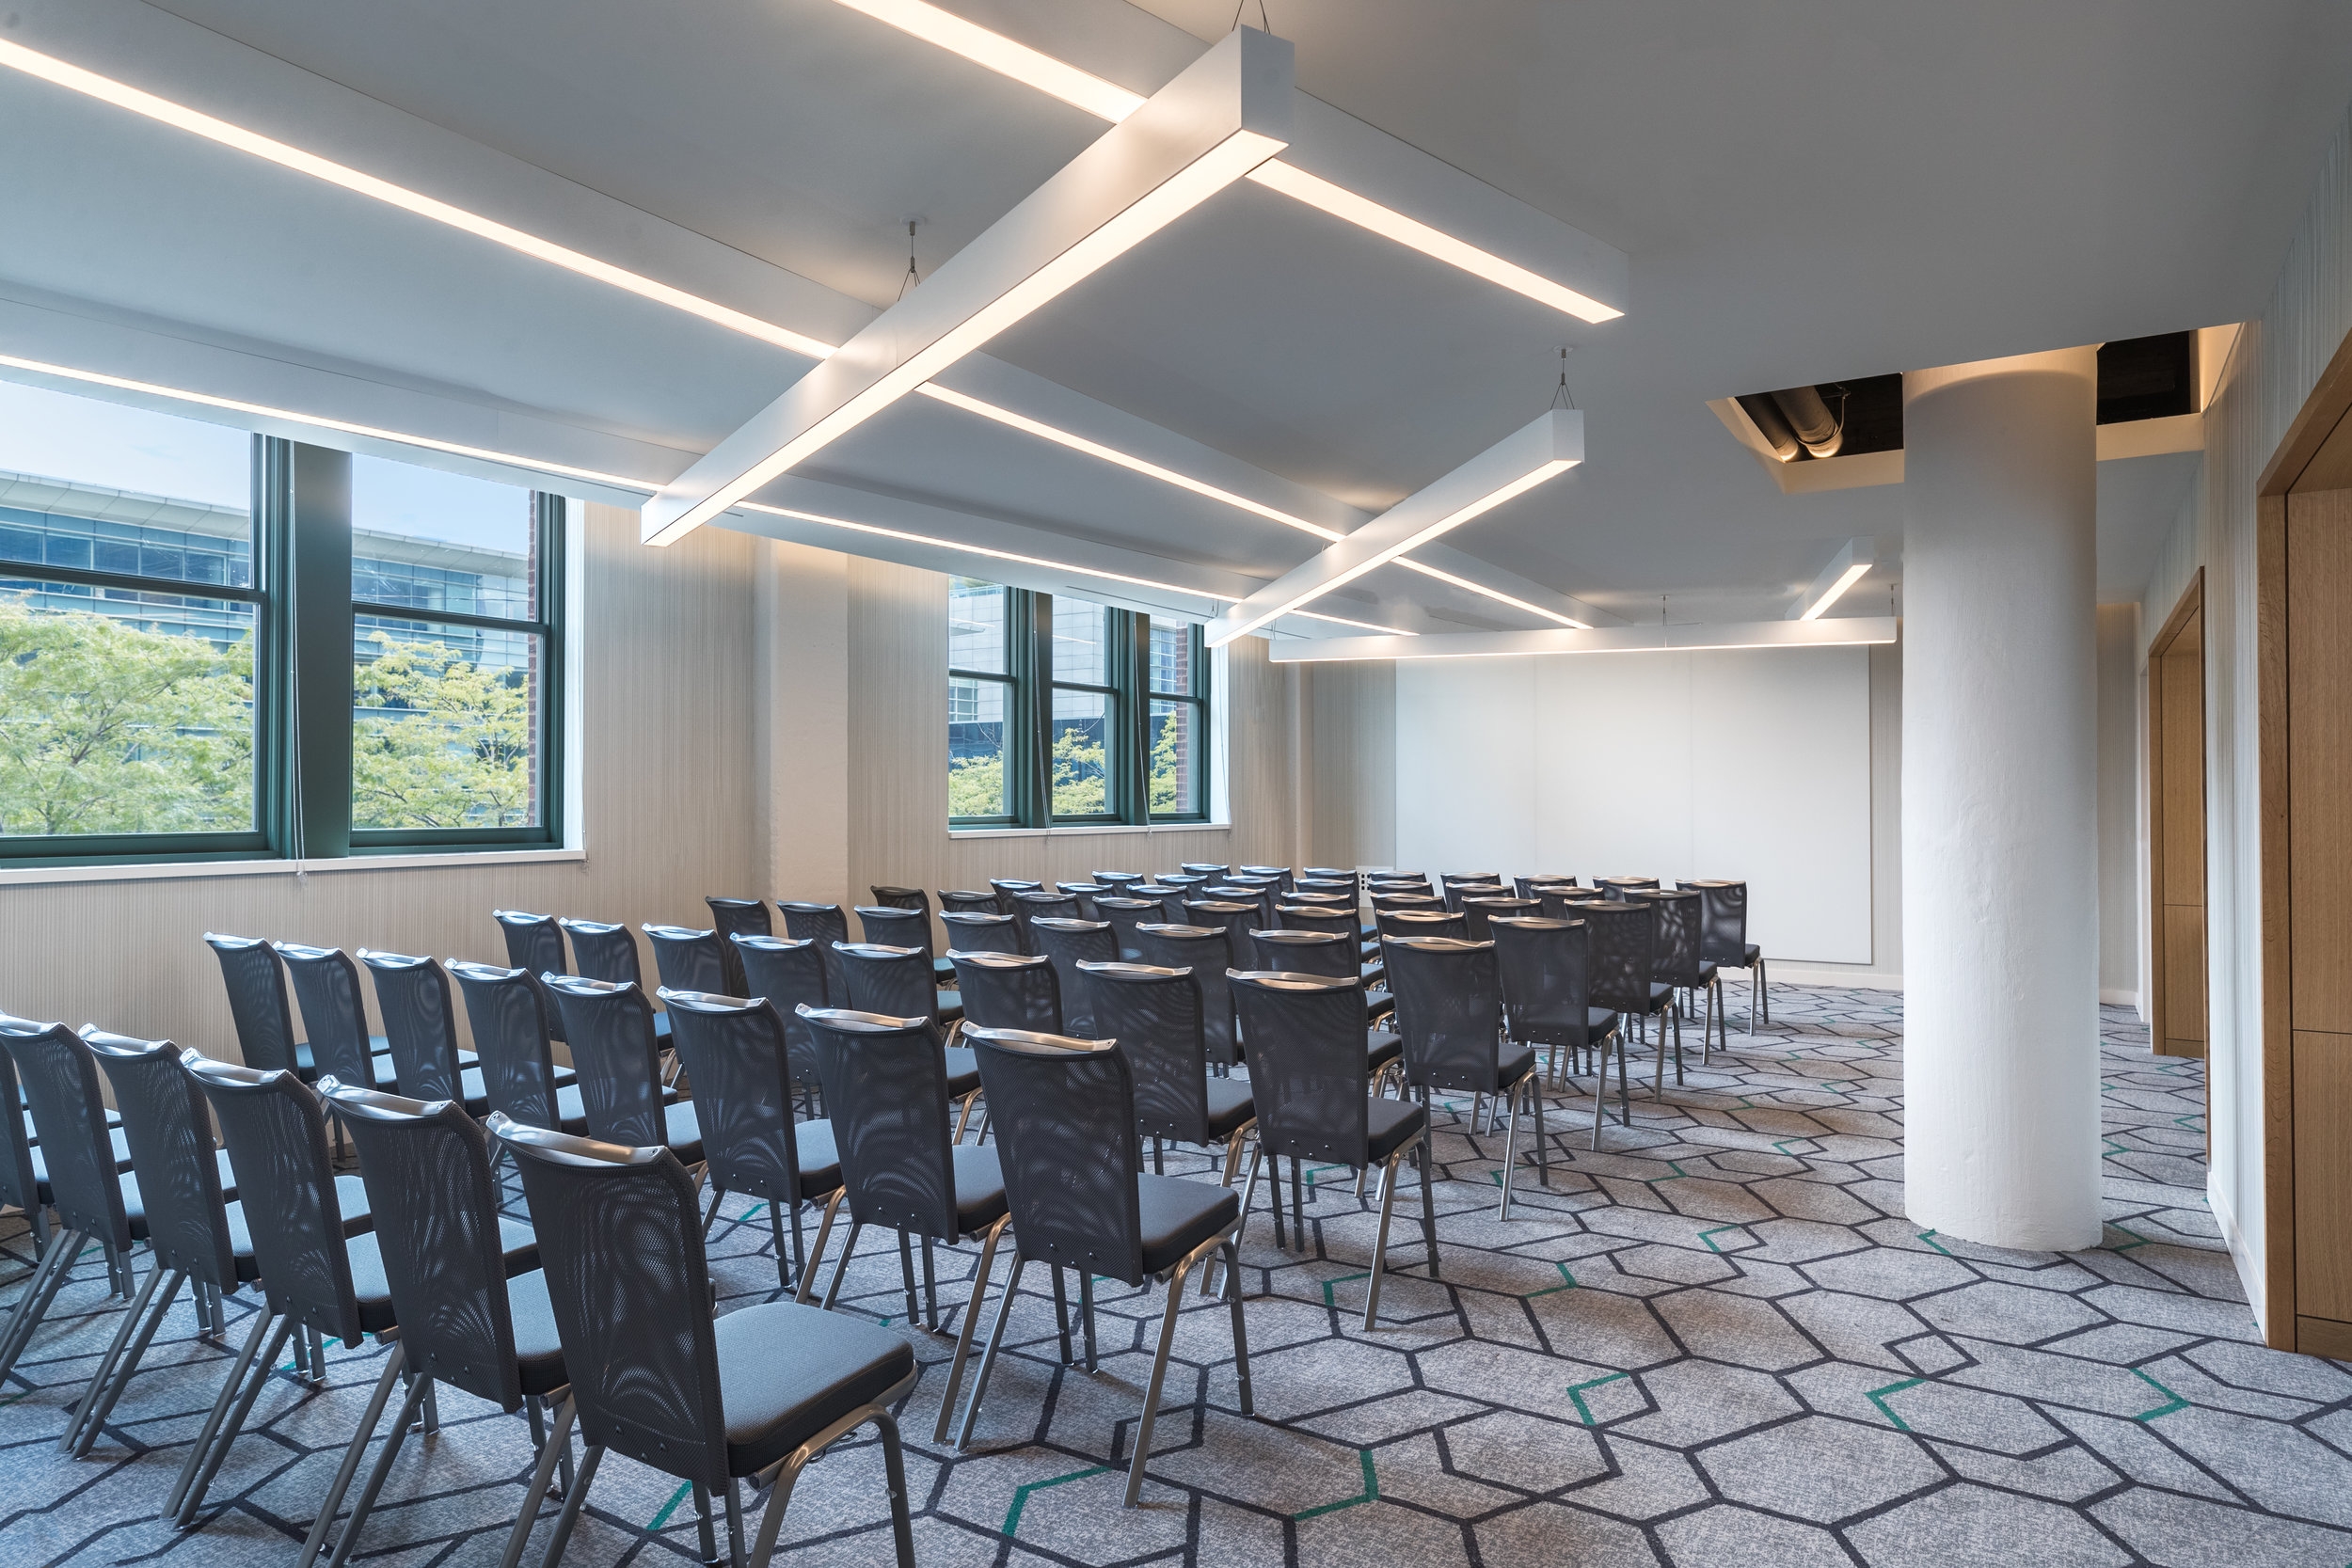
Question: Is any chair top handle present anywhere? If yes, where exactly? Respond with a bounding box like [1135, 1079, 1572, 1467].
[319, 1077, 447, 1122]
[656, 987, 760, 1015]
[960, 1025, 1115, 1055]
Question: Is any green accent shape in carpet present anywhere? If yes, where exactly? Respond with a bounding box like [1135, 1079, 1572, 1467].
[1866, 1376, 1926, 1431]
[1293, 1448, 1378, 1519]
[1003, 1464, 1112, 1536]
[1567, 1370, 1629, 1426]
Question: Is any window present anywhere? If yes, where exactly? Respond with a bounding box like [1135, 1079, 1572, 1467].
[0, 379, 566, 866]
[946, 579, 1211, 829]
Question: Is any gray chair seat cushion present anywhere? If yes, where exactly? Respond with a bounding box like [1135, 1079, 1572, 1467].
[793, 1118, 844, 1196]
[219, 1174, 381, 1286]
[935, 991, 964, 1027]
[942, 1046, 981, 1101]
[344, 1215, 538, 1337]
[659, 1100, 705, 1166]
[504, 1269, 570, 1398]
[949, 1144, 1009, 1233]
[714, 1300, 914, 1478]
[1365, 1097, 1426, 1164]
[1743, 943, 1761, 968]
[1136, 1174, 1241, 1275]
[1204, 1078, 1256, 1141]
[1366, 1029, 1403, 1072]
[1645, 981, 1674, 1014]
[1498, 1041, 1538, 1088]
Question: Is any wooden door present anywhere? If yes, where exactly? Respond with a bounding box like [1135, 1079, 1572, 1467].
[2148, 583, 2207, 1058]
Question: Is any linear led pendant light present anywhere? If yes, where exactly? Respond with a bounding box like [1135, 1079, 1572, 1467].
[1206, 407, 1582, 646]
[824, 0, 1622, 323]
[1266, 617, 1899, 662]
[1789, 539, 1873, 620]
[641, 28, 1293, 545]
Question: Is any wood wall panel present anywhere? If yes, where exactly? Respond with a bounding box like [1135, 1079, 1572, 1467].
[2286, 489, 2352, 1034]
[2162, 903, 2209, 1053]
[2293, 1029, 2352, 1320]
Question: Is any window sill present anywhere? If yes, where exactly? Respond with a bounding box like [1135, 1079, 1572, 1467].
[948, 822, 1231, 840]
[0, 847, 588, 887]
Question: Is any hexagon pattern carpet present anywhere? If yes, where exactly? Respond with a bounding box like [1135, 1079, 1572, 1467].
[5, 987, 2348, 1567]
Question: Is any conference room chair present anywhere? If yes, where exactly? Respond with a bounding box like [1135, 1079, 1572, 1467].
[1028, 917, 1119, 1036]
[172, 1053, 535, 1530]
[950, 1024, 1249, 1508]
[1440, 875, 1503, 911]
[1178, 862, 1231, 879]
[1686, 878, 1769, 1031]
[733, 934, 832, 1105]
[494, 1114, 918, 1568]
[205, 933, 331, 1083]
[705, 898, 771, 986]
[1182, 897, 1259, 951]
[1153, 872, 1210, 893]
[1378, 907, 1470, 942]
[660, 990, 845, 1292]
[1492, 917, 1629, 1148]
[542, 975, 714, 1224]
[794, 1006, 1008, 1445]
[1133, 924, 1241, 1070]
[1248, 926, 1397, 1039]
[1513, 876, 1574, 901]
[1539, 885, 1609, 921]
[491, 911, 570, 1040]
[1126, 881, 1191, 923]
[1301, 866, 1357, 884]
[941, 910, 1024, 956]
[870, 885, 929, 914]
[951, 950, 1064, 1035]
[645, 922, 737, 998]
[1371, 890, 1445, 914]
[1008, 888, 1081, 948]
[1631, 887, 1724, 1061]
[450, 960, 592, 1135]
[357, 950, 493, 1112]
[1582, 899, 1681, 1096]
[1093, 895, 1161, 961]
[1237, 863, 1294, 893]
[309, 1083, 567, 1568]
[1276, 902, 1379, 966]
[938, 889, 1002, 917]
[778, 901, 853, 1011]
[558, 917, 675, 1050]
[1079, 960, 1258, 1184]
[1227, 972, 1435, 1327]
[833, 944, 983, 1140]
[1460, 895, 1540, 941]
[275, 943, 405, 1105]
[1, 1018, 135, 1259]
[857, 903, 954, 986]
[1055, 881, 1112, 918]
[987, 878, 1043, 914]
[1203, 882, 1279, 931]
[1597, 875, 1661, 899]
[1386, 937, 1548, 1217]
[1090, 870, 1145, 888]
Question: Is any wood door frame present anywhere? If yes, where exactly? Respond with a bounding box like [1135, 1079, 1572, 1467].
[2146, 570, 2207, 1062]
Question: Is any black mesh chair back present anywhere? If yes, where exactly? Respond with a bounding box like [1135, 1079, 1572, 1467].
[1461, 895, 1540, 940]
[1182, 898, 1255, 947]
[1378, 908, 1470, 941]
[1093, 896, 1159, 961]
[646, 923, 737, 997]
[205, 932, 306, 1077]
[1077, 963, 1216, 1145]
[1009, 890, 1080, 947]
[2, 1020, 131, 1254]
[1154, 873, 1208, 893]
[86, 1030, 235, 1290]
[869, 886, 929, 914]
[987, 879, 1042, 914]
[359, 949, 469, 1102]
[780, 902, 853, 997]
[938, 890, 1000, 917]
[1583, 900, 1660, 1016]
[1246, 927, 1356, 979]
[0, 1039, 32, 1241]
[1028, 918, 1118, 1035]
[276, 942, 380, 1092]
[1090, 871, 1144, 888]
[1302, 867, 1356, 884]
[835, 942, 947, 1026]
[1491, 918, 1598, 1046]
[1440, 875, 1502, 911]
[183, 1054, 363, 1344]
[1296, 877, 1357, 898]
[1134, 925, 1237, 1065]
[1598, 876, 1661, 900]
[494, 1122, 728, 1484]
[1178, 863, 1230, 879]
[327, 1085, 522, 1410]
[1227, 973, 1368, 1164]
[492, 911, 569, 984]
[1688, 879, 1751, 967]
[1128, 883, 1188, 923]
[941, 911, 1023, 956]
[734, 935, 830, 1084]
[1371, 891, 1445, 914]
[950, 952, 1063, 1034]
[544, 976, 669, 1148]
[1055, 882, 1110, 918]
[1274, 905, 1357, 943]
[961, 1027, 1145, 1285]
[1283, 890, 1353, 908]
[559, 918, 644, 986]
[1514, 877, 1573, 901]
[1385, 938, 1505, 1093]
[856, 905, 936, 962]
[706, 896, 774, 959]
[1203, 885, 1278, 930]
[451, 960, 564, 1130]
[1630, 889, 1704, 986]
[1237, 865, 1292, 890]
[660, 992, 810, 1208]
[798, 1008, 959, 1239]
[1539, 886, 1608, 921]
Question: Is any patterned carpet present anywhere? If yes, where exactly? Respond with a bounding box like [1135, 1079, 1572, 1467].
[8, 985, 2352, 1568]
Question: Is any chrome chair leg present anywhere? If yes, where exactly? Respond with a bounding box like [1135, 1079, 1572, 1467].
[72, 1265, 186, 1456]
[177, 1311, 298, 1526]
[1363, 1145, 1408, 1328]
[932, 1216, 1008, 1442]
[62, 1255, 166, 1452]
[297, 1339, 407, 1568]
[167, 1307, 273, 1518]
[1532, 1074, 1549, 1189]
[794, 1190, 845, 1306]
[1496, 1080, 1522, 1222]
[819, 1221, 866, 1310]
[0, 1227, 81, 1379]
[498, 1394, 575, 1568]
[534, 1442, 605, 1568]
[951, 1088, 981, 1145]
[954, 1257, 1028, 1449]
[1123, 1247, 1198, 1506]
[324, 1369, 434, 1568]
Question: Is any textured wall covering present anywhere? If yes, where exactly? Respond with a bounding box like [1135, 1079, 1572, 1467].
[2138, 102, 2352, 1330]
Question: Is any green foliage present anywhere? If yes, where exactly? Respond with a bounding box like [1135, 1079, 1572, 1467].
[1051, 725, 1107, 816]
[948, 749, 1005, 819]
[948, 713, 1197, 821]
[0, 596, 254, 836]
[352, 631, 534, 829]
[1148, 707, 1188, 815]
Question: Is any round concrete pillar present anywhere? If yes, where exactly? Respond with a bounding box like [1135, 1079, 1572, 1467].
[1900, 347, 2103, 1252]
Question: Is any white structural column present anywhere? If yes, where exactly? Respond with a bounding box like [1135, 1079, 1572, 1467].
[1900, 347, 2103, 1251]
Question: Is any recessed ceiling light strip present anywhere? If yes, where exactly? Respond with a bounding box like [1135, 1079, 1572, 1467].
[0, 39, 836, 359]
[1790, 539, 1873, 621]
[1393, 557, 1588, 628]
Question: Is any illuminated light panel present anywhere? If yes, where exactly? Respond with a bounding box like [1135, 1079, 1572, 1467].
[0, 39, 836, 360]
[0, 352, 655, 491]
[1266, 617, 1899, 662]
[1394, 557, 1588, 628]
[1790, 539, 1874, 621]
[817, 0, 1623, 324]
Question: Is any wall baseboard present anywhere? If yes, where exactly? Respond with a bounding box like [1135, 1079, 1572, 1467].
[2100, 988, 2142, 1007]
[1770, 964, 1903, 991]
[2208, 1171, 2265, 1339]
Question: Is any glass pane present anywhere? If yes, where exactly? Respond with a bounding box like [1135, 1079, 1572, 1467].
[353, 615, 542, 829]
[351, 455, 535, 620]
[1149, 620, 1195, 696]
[0, 381, 253, 589]
[1051, 688, 1110, 816]
[0, 579, 257, 837]
[948, 674, 1008, 818]
[1052, 596, 1108, 685]
[948, 577, 1005, 674]
[1150, 699, 1200, 816]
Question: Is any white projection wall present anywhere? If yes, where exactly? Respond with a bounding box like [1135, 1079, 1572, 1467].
[1393, 646, 1874, 964]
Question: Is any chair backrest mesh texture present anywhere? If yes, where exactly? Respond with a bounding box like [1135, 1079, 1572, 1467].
[1631, 890, 1703, 984]
[336, 1092, 522, 1409]
[1227, 974, 1369, 1165]
[1273, 906, 1357, 943]
[206, 933, 305, 1076]
[1078, 964, 1211, 1145]
[558, 919, 644, 987]
[870, 886, 929, 913]
[1386, 939, 1504, 1093]
[940, 911, 1023, 955]
[1460, 896, 1540, 941]
[451, 961, 562, 1130]
[0, 1036, 32, 1226]
[950, 952, 1063, 1035]
[1538, 887, 1607, 921]
[546, 978, 669, 1148]
[1514, 877, 1572, 901]
[1133, 925, 1237, 1065]
[645, 924, 737, 998]
[360, 950, 469, 1101]
[1582, 900, 1658, 1015]
[834, 943, 942, 1025]
[1491, 918, 1597, 1047]
[277, 942, 377, 1092]
[86, 1029, 235, 1287]
[987, 879, 1042, 915]
[493, 911, 569, 984]
[1598, 876, 1660, 899]
[186, 1056, 362, 1343]
[778, 903, 851, 998]
[1202, 886, 1275, 929]
[1093, 897, 1159, 961]
[2, 1019, 131, 1249]
[799, 1009, 958, 1237]
[855, 905, 935, 961]
[1689, 879, 1750, 966]
[1247, 928, 1355, 979]
[937, 890, 1000, 916]
[1090, 871, 1143, 887]
[1056, 882, 1109, 918]
[501, 1129, 727, 1484]
[1182, 899, 1255, 947]
[1379, 909, 1470, 942]
[706, 897, 774, 948]
[1371, 892, 1444, 914]
[1128, 884, 1188, 923]
[1009, 891, 1080, 946]
[1179, 863, 1229, 878]
[965, 1029, 1144, 1285]
[1028, 919, 1118, 1036]
[732, 936, 829, 1088]
[661, 993, 806, 1205]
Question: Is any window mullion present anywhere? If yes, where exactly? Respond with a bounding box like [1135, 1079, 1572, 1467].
[280, 440, 355, 859]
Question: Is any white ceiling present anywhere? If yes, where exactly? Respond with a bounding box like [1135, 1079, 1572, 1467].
[3, 0, 2344, 625]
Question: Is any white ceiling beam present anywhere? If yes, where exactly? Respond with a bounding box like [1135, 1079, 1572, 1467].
[1267, 617, 1900, 663]
[1207, 408, 1583, 646]
[1789, 539, 1874, 620]
[1402, 543, 1621, 627]
[642, 27, 1294, 546]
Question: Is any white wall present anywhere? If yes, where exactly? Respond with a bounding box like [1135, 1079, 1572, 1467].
[1394, 645, 1875, 965]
